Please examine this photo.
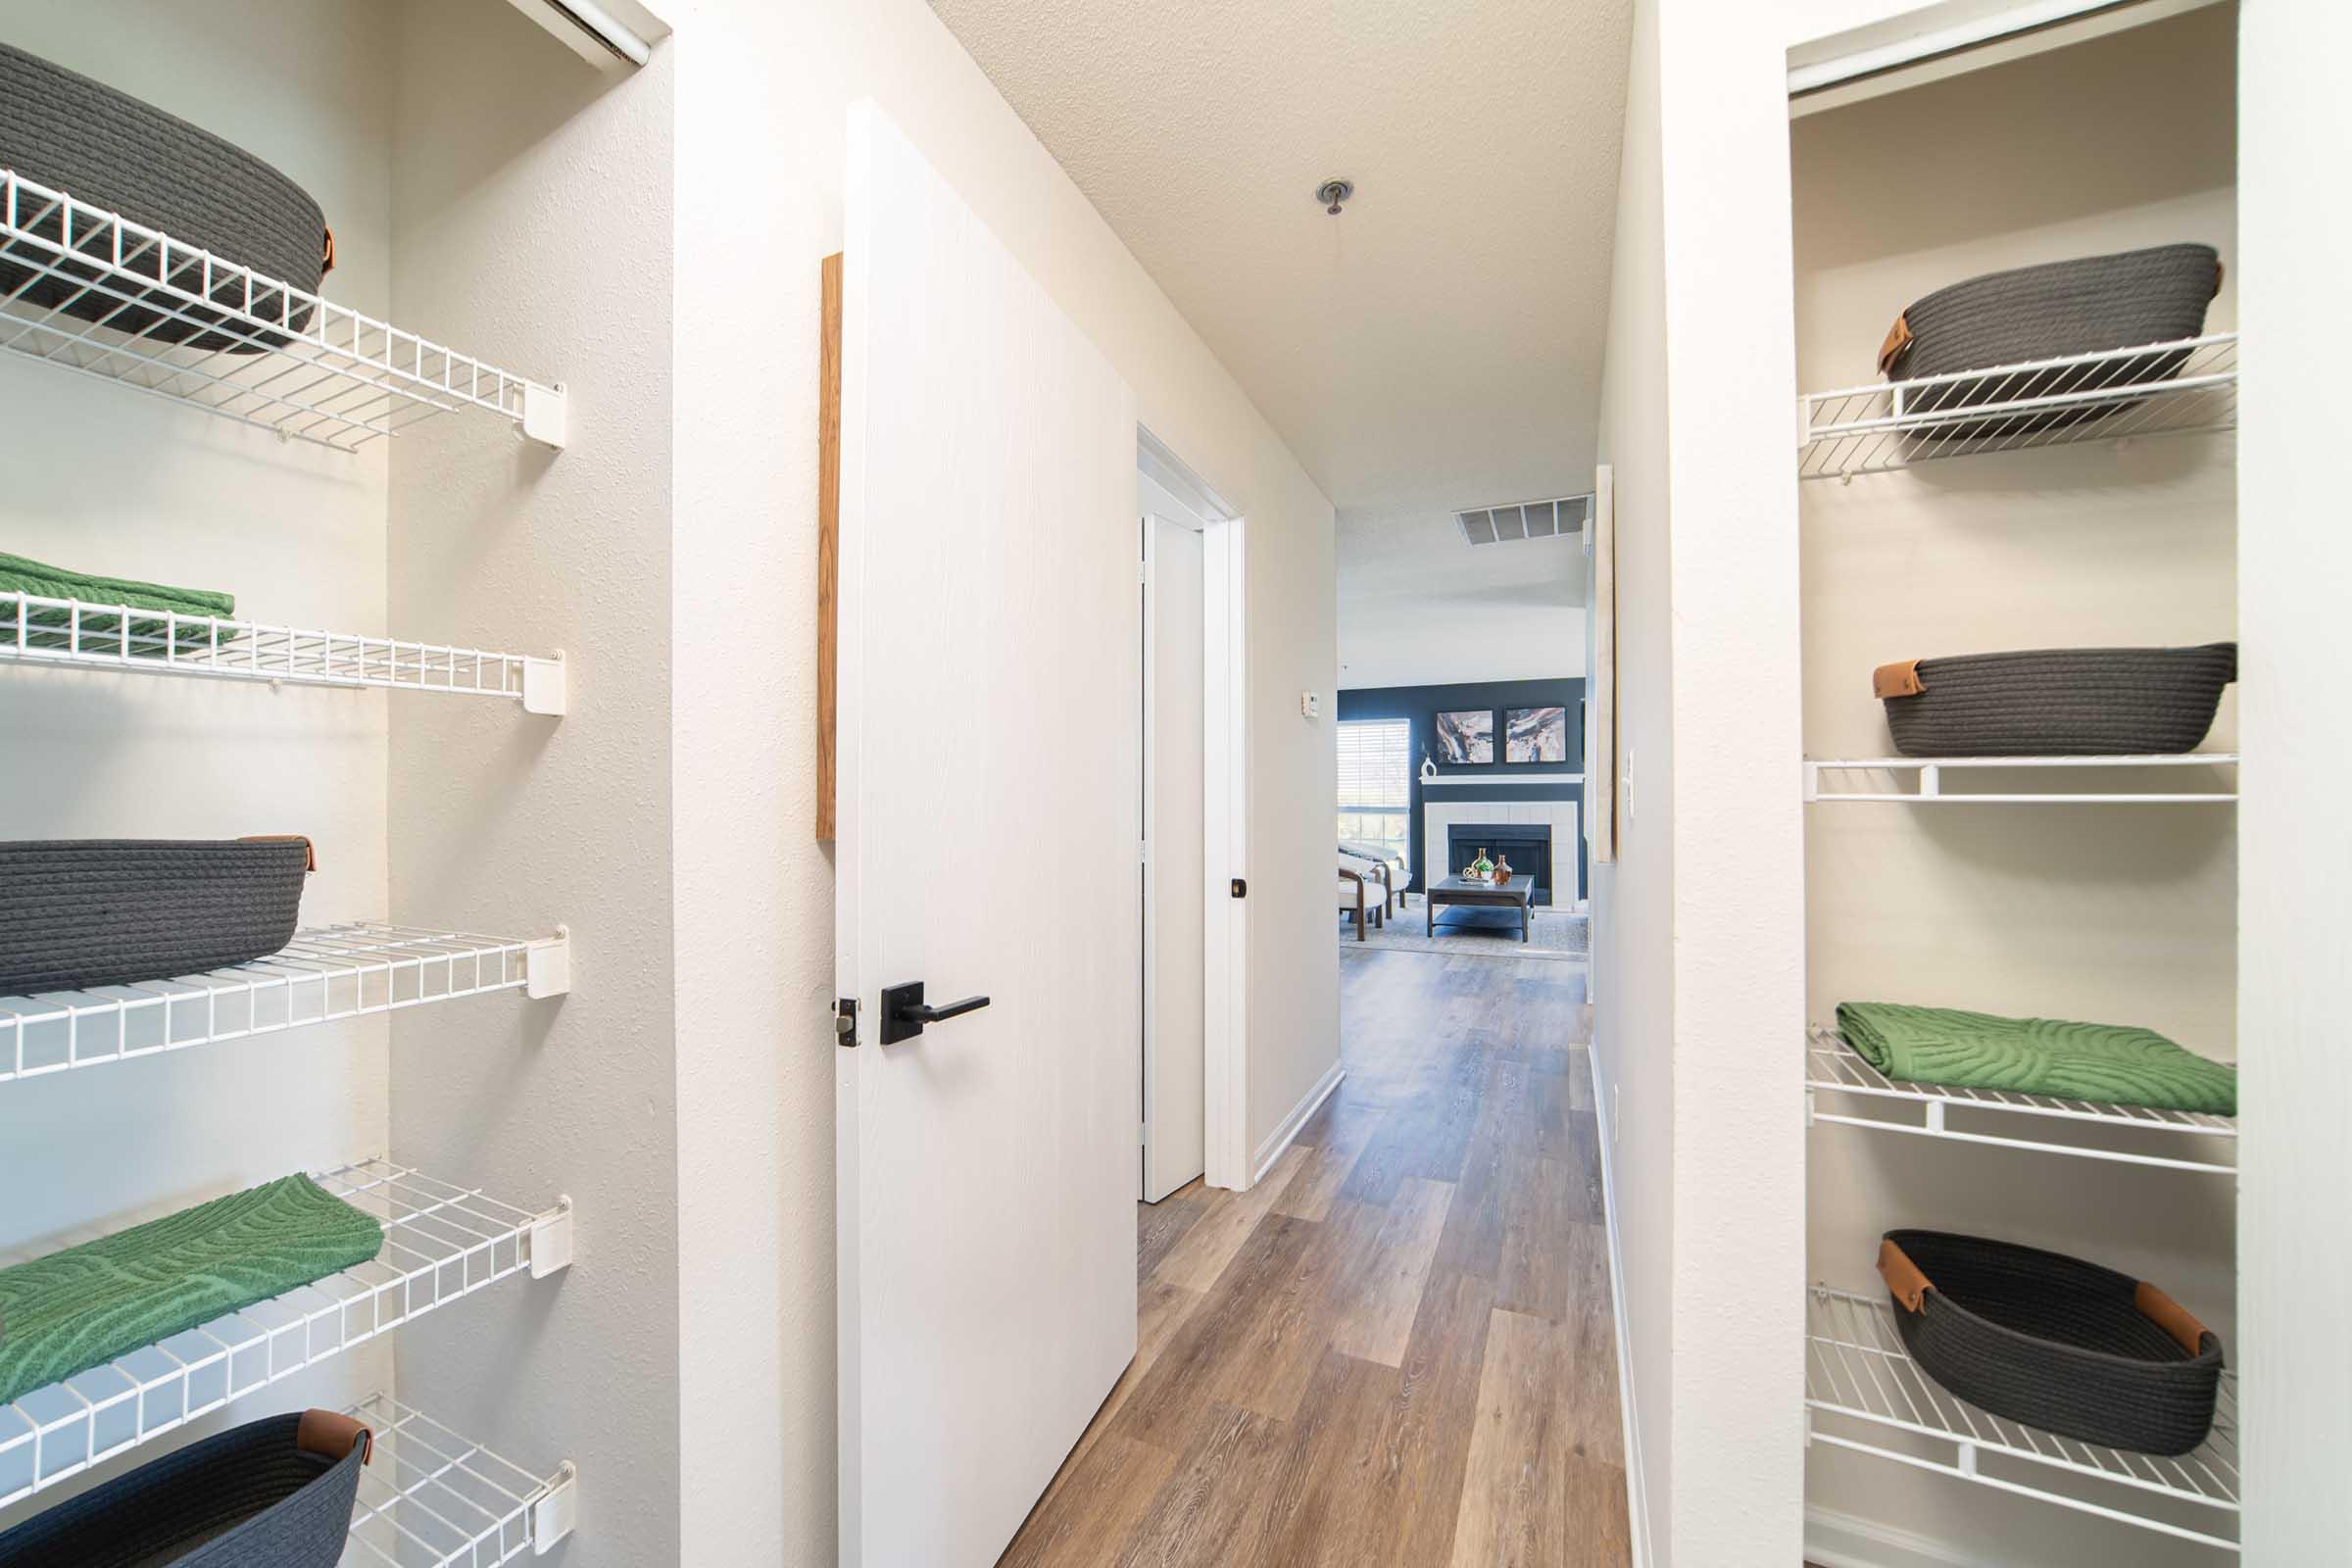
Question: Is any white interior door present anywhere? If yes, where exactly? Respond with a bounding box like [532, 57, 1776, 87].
[1143, 514, 1205, 1200]
[836, 101, 1140, 1568]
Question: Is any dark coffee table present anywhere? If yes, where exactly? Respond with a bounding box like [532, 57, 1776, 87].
[1426, 875, 1536, 942]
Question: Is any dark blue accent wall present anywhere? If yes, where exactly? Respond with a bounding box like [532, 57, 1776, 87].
[1336, 677, 1586, 898]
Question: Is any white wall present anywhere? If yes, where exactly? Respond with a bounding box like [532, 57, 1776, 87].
[384, 4, 679, 1565]
[661, 3, 1337, 1560]
[1589, 0, 1677, 1554]
[1339, 598, 1586, 690]
[0, 0, 397, 1521]
[1591, 0, 1816, 1561]
[1796, 16, 2239, 1561]
[1650, 0, 1819, 1557]
[2236, 0, 2352, 1559]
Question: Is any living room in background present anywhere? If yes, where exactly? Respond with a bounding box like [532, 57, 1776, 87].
[1336, 676, 1588, 906]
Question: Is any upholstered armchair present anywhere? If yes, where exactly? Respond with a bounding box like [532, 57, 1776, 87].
[1337, 860, 1381, 941]
[1339, 841, 1406, 914]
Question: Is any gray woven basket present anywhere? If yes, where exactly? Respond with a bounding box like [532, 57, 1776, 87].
[0, 43, 327, 352]
[1882, 244, 2222, 440]
[1877, 643, 2235, 758]
[1881, 1232, 2223, 1457]
[0, 838, 311, 995]
[0, 1409, 368, 1567]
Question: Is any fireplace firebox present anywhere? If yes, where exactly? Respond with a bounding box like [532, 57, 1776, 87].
[1446, 825, 1553, 906]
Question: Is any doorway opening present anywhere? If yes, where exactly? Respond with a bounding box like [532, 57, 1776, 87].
[1138, 427, 1249, 1199]
[1333, 489, 1596, 964]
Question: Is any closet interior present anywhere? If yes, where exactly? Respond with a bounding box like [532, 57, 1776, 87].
[0, 1, 673, 1562]
[1793, 6, 2241, 1563]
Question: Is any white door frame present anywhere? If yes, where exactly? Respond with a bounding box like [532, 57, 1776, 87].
[1140, 427, 1251, 1193]
[1140, 510, 1195, 1200]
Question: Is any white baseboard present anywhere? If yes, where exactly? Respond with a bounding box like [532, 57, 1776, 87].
[1804, 1505, 1998, 1568]
[1252, 1057, 1344, 1184]
[1587, 1043, 1650, 1568]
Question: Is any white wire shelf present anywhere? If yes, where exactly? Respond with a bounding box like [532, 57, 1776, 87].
[2, 592, 566, 713]
[1806, 1026, 2236, 1175]
[0, 1159, 573, 1510]
[1798, 333, 2235, 480]
[1806, 753, 2237, 805]
[0, 923, 570, 1086]
[1807, 1288, 2239, 1551]
[346, 1393, 577, 1567]
[0, 169, 564, 453]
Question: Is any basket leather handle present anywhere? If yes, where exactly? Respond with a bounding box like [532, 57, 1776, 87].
[2134, 1280, 2211, 1356]
[1878, 1237, 1934, 1314]
[1873, 660, 1926, 701]
[238, 833, 318, 872]
[322, 225, 337, 277]
[297, 1408, 372, 1465]
[1877, 311, 1914, 376]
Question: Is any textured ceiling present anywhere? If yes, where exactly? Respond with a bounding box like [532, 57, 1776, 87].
[928, 0, 1633, 587]
[1339, 501, 1586, 609]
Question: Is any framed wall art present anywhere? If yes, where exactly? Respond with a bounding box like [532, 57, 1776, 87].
[1434, 709, 1494, 764]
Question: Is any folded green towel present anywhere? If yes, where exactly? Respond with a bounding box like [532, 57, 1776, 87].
[0, 550, 236, 656]
[0, 1174, 383, 1406]
[1836, 1002, 2236, 1116]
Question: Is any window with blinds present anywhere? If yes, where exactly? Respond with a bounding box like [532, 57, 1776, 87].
[1337, 717, 1412, 871]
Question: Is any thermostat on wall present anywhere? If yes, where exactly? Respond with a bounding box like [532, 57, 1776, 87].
[1300, 690, 1321, 719]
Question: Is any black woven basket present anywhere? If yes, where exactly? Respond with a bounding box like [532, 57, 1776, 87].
[0, 43, 329, 353]
[0, 838, 311, 995]
[1880, 244, 2222, 440]
[1880, 1232, 2223, 1456]
[1875, 643, 2235, 758]
[0, 1409, 368, 1568]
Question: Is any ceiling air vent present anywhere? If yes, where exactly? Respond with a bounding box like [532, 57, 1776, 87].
[1455, 493, 1593, 547]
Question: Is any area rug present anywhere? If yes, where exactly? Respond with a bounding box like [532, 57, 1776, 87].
[1341, 900, 1590, 962]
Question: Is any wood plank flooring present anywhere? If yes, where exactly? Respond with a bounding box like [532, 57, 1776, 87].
[999, 947, 1631, 1567]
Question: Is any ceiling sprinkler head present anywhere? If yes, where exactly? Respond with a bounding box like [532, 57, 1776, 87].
[1316, 178, 1354, 216]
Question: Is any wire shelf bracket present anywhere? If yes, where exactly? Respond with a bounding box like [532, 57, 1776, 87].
[1807, 1289, 2238, 1552]
[533, 1458, 582, 1550]
[528, 1193, 575, 1281]
[0, 923, 568, 1085]
[525, 927, 572, 1002]
[2, 592, 566, 714]
[1806, 754, 2237, 805]
[1806, 1027, 2236, 1176]
[0, 169, 566, 453]
[345, 1394, 577, 1566]
[0, 1160, 573, 1510]
[1797, 333, 2235, 480]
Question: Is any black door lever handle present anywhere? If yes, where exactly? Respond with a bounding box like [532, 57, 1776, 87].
[902, 994, 990, 1024]
[878, 980, 991, 1045]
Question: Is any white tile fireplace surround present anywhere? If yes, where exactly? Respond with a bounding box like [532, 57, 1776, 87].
[1425, 800, 1584, 906]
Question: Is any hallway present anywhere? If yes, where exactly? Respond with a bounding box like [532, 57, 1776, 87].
[1000, 948, 1630, 1566]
